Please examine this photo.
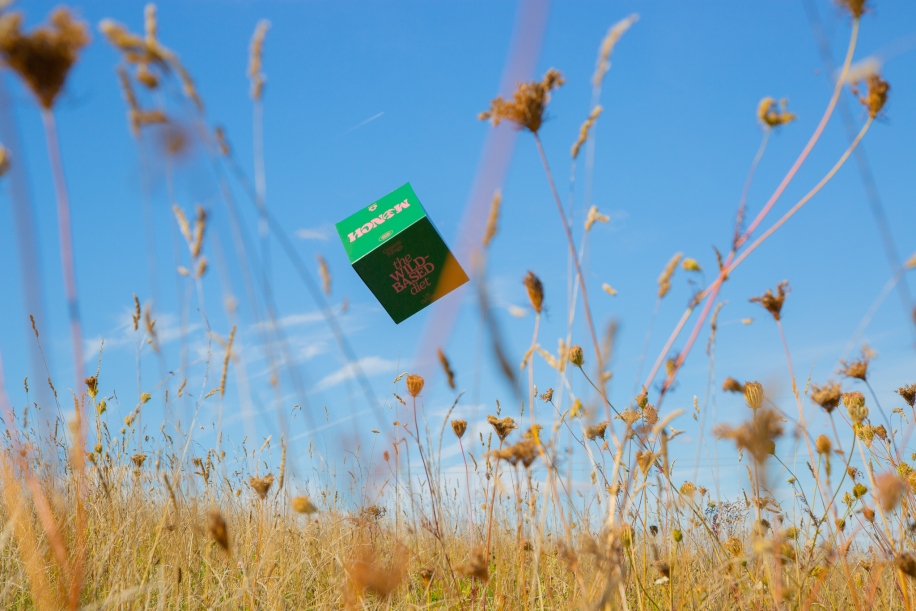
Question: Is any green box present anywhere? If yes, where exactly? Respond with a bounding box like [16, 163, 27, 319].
[335, 183, 469, 324]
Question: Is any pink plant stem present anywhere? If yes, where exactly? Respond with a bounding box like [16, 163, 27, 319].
[534, 134, 610, 422]
[459, 436, 475, 546]
[41, 109, 85, 394]
[643, 20, 859, 400]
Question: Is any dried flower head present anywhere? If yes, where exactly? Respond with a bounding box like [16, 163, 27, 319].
[851, 73, 889, 119]
[346, 548, 407, 599]
[568, 345, 584, 367]
[85, 375, 98, 398]
[843, 391, 869, 424]
[815, 435, 832, 455]
[750, 281, 790, 321]
[839, 351, 870, 381]
[897, 384, 916, 408]
[897, 553, 916, 579]
[523, 271, 544, 314]
[292, 496, 317, 514]
[714, 408, 782, 464]
[744, 381, 764, 411]
[418, 567, 434, 588]
[208, 510, 229, 552]
[811, 381, 842, 413]
[584, 423, 607, 441]
[249, 474, 274, 500]
[490, 439, 539, 468]
[877, 473, 905, 511]
[571, 105, 602, 159]
[658, 253, 683, 298]
[478, 68, 565, 134]
[0, 8, 90, 109]
[757, 97, 797, 128]
[635, 450, 658, 476]
[836, 0, 870, 20]
[406, 374, 424, 398]
[722, 377, 744, 393]
[132, 453, 147, 468]
[451, 419, 467, 439]
[486, 414, 517, 441]
[584, 205, 610, 232]
[457, 547, 489, 581]
[539, 388, 554, 402]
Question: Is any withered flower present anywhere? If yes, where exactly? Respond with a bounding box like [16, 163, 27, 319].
[853, 74, 889, 119]
[635, 450, 658, 476]
[839, 359, 869, 383]
[487, 414, 517, 441]
[815, 435, 832, 455]
[523, 271, 544, 314]
[722, 377, 744, 393]
[85, 375, 98, 398]
[208, 510, 229, 552]
[457, 548, 489, 581]
[249, 474, 275, 500]
[292, 496, 317, 514]
[418, 567, 434, 589]
[451, 419, 467, 439]
[811, 381, 842, 413]
[896, 553, 916, 579]
[584, 423, 607, 441]
[837, 0, 870, 19]
[714, 408, 782, 464]
[478, 68, 565, 134]
[489, 439, 539, 468]
[749, 281, 790, 321]
[406, 374, 424, 398]
[757, 97, 797, 128]
[0, 8, 90, 109]
[896, 383, 916, 408]
[132, 453, 147, 468]
[540, 388, 554, 402]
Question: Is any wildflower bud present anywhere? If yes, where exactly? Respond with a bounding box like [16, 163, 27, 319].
[141, 392, 151, 404]
[744, 381, 764, 411]
[853, 483, 868, 499]
[451, 419, 467, 439]
[93, 443, 102, 454]
[406, 374, 424, 398]
[567, 345, 584, 367]
[523, 271, 544, 314]
[863, 507, 875, 522]
[815, 435, 832, 455]
[97, 399, 107, 415]
[681, 258, 701, 272]
[843, 391, 865, 410]
[383, 451, 389, 462]
[673, 529, 683, 543]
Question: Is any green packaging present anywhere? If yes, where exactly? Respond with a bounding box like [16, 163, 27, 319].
[335, 183, 469, 324]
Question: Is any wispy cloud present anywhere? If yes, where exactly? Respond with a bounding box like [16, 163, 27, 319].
[314, 356, 397, 392]
[295, 226, 331, 241]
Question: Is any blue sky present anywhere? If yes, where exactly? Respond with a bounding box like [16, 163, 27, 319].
[1, 0, 915, 513]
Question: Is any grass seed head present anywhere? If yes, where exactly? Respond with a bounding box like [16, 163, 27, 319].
[85, 375, 98, 398]
[657, 253, 682, 298]
[572, 105, 602, 159]
[478, 68, 564, 134]
[438, 348, 456, 390]
[523, 271, 544, 314]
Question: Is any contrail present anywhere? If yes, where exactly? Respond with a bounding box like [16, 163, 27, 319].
[343, 111, 383, 135]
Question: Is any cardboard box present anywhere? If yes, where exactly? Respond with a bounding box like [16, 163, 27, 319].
[335, 183, 469, 323]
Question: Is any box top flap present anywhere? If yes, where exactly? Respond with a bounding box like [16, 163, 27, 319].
[335, 183, 427, 263]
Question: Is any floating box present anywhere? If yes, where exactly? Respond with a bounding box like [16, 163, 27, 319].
[335, 183, 469, 324]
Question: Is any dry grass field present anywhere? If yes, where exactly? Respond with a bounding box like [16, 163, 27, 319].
[2, 1, 916, 609]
